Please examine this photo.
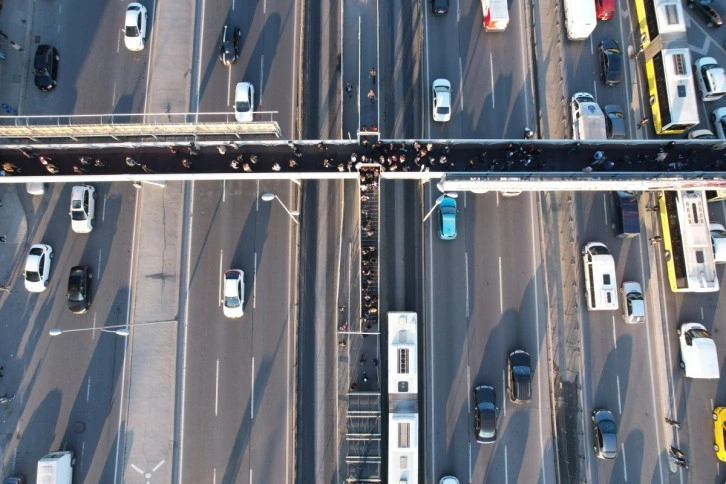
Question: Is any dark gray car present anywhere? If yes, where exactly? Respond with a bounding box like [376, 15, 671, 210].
[592, 409, 618, 459]
[604, 105, 626, 139]
[508, 350, 532, 403]
[473, 385, 496, 443]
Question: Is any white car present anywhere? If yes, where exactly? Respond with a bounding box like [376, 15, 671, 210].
[25, 244, 53, 292]
[620, 281, 645, 324]
[694, 57, 726, 101]
[234, 82, 255, 122]
[69, 185, 96, 234]
[222, 269, 244, 318]
[432, 78, 452, 122]
[124, 3, 148, 51]
[711, 107, 726, 139]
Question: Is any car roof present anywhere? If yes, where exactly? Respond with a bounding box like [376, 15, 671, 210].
[236, 82, 251, 100]
[126, 3, 143, 24]
[440, 197, 456, 209]
[71, 185, 89, 200]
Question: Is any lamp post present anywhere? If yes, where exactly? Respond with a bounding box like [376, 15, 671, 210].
[422, 192, 458, 223]
[49, 320, 177, 337]
[261, 192, 299, 224]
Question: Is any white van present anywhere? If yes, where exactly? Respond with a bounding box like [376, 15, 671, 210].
[480, 0, 509, 31]
[563, 0, 597, 40]
[582, 242, 618, 311]
[37, 450, 73, 484]
[678, 322, 719, 379]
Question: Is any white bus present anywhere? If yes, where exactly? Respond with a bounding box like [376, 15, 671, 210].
[658, 190, 719, 292]
[634, 0, 700, 134]
[387, 311, 419, 483]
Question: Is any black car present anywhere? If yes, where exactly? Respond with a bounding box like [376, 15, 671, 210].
[592, 409, 618, 459]
[612, 191, 640, 238]
[67, 265, 91, 314]
[33, 45, 59, 91]
[473, 385, 497, 444]
[432, 0, 449, 15]
[218, 25, 241, 66]
[689, 0, 724, 28]
[604, 104, 626, 139]
[598, 39, 622, 86]
[508, 350, 532, 403]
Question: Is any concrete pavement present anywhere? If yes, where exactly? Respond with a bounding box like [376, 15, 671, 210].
[122, 181, 183, 484]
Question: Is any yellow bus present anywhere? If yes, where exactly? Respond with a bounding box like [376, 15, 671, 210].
[634, 0, 699, 134]
[658, 190, 719, 293]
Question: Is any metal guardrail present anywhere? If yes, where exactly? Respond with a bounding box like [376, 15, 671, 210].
[0, 113, 281, 139]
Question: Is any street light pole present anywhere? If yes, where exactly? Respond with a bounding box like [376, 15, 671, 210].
[422, 192, 458, 223]
[261, 192, 300, 224]
[49, 320, 177, 337]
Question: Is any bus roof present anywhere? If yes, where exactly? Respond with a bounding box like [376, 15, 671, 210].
[661, 48, 700, 127]
[654, 0, 686, 38]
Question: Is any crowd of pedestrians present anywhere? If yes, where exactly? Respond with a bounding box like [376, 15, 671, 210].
[1, 140, 724, 176]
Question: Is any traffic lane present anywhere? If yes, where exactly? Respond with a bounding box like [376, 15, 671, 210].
[661, 287, 726, 482]
[574, 192, 667, 483]
[248, 180, 297, 484]
[466, 192, 552, 483]
[258, 0, 300, 137]
[458, 0, 534, 138]
[424, 4, 465, 139]
[26, 0, 150, 115]
[493, 192, 554, 484]
[181, 180, 261, 482]
[424, 183, 471, 483]
[197, 0, 247, 114]
[2, 182, 136, 481]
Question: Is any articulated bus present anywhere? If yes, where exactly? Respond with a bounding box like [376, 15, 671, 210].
[387, 311, 419, 484]
[658, 190, 719, 293]
[633, 0, 699, 134]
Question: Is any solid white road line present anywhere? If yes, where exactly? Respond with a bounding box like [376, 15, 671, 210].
[602, 192, 609, 224]
[465, 251, 470, 318]
[218, 251, 223, 307]
[504, 445, 509, 484]
[86, 377, 91, 403]
[499, 256, 503, 314]
[612, 316, 617, 349]
[177, 181, 196, 484]
[253, 252, 258, 310]
[502, 370, 507, 416]
[621, 443, 628, 481]
[113, 182, 143, 484]
[223, 180, 227, 203]
[529, 193, 546, 483]
[490, 53, 495, 109]
[617, 375, 622, 415]
[102, 193, 107, 222]
[251, 356, 255, 420]
[260, 55, 265, 108]
[98, 249, 103, 279]
[459, 57, 464, 113]
[215, 359, 219, 417]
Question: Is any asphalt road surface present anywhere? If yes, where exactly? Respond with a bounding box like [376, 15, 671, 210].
[179, 179, 297, 483]
[0, 182, 138, 482]
[420, 183, 556, 483]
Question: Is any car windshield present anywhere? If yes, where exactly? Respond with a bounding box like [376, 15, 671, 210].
[236, 101, 250, 112]
[436, 106, 450, 115]
[225, 295, 240, 308]
[68, 290, 84, 302]
[126, 25, 140, 37]
[626, 291, 643, 301]
[26, 270, 40, 282]
[71, 209, 87, 221]
[687, 328, 711, 339]
[588, 245, 610, 256]
[599, 420, 617, 434]
[224, 43, 234, 55]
